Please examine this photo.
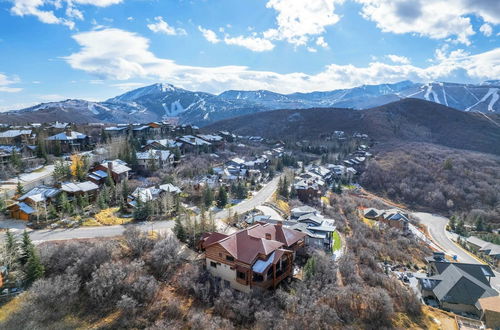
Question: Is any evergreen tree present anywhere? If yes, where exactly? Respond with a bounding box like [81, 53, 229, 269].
[475, 217, 485, 232]
[5, 230, 17, 255]
[16, 180, 24, 196]
[174, 215, 187, 242]
[25, 245, 44, 286]
[20, 231, 33, 265]
[216, 186, 228, 208]
[35, 138, 47, 160]
[58, 192, 72, 215]
[97, 190, 107, 210]
[202, 185, 214, 208]
[173, 147, 181, 162]
[133, 198, 152, 221]
[10, 150, 22, 172]
[53, 160, 71, 182]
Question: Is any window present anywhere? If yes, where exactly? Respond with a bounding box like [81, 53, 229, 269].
[226, 255, 235, 262]
[267, 267, 273, 277]
[224, 280, 230, 288]
[237, 271, 246, 280]
[210, 261, 217, 268]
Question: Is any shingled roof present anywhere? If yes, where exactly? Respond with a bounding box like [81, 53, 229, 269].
[200, 223, 305, 265]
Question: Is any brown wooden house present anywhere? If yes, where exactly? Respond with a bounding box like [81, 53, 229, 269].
[199, 223, 305, 293]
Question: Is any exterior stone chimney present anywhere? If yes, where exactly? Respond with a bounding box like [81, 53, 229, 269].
[107, 161, 113, 172]
[65, 129, 72, 137]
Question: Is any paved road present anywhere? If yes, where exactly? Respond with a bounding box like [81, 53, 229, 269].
[1, 176, 281, 243]
[414, 212, 500, 292]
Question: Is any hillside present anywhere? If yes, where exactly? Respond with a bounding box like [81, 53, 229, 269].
[361, 143, 500, 226]
[0, 81, 498, 125]
[205, 98, 500, 155]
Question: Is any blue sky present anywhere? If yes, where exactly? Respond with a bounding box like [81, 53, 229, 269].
[0, 0, 499, 110]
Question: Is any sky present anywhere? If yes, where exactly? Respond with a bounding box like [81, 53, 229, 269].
[0, 0, 499, 111]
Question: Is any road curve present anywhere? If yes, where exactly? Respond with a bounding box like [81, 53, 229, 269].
[414, 212, 500, 292]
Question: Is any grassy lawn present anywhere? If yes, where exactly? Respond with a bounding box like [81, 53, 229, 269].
[332, 231, 342, 252]
[94, 207, 132, 226]
[0, 295, 25, 322]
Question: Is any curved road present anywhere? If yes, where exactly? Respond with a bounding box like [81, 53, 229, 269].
[414, 212, 500, 292]
[1, 176, 281, 243]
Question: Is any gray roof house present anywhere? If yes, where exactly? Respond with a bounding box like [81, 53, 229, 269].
[419, 258, 498, 316]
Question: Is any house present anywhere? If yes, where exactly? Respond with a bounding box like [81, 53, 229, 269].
[91, 159, 131, 184]
[418, 255, 498, 317]
[478, 296, 500, 329]
[136, 150, 174, 172]
[199, 223, 306, 293]
[466, 236, 500, 268]
[0, 130, 33, 145]
[294, 179, 322, 203]
[177, 135, 211, 153]
[0, 145, 36, 165]
[7, 185, 60, 220]
[197, 134, 224, 148]
[104, 126, 129, 137]
[132, 125, 151, 137]
[128, 186, 163, 207]
[60, 181, 99, 199]
[363, 208, 410, 231]
[159, 183, 181, 194]
[143, 139, 181, 151]
[289, 206, 336, 251]
[46, 130, 89, 153]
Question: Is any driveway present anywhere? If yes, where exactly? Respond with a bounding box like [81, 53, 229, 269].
[414, 212, 500, 292]
[256, 205, 284, 221]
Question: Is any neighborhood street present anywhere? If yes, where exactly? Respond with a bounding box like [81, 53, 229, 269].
[414, 212, 500, 292]
[0, 176, 282, 243]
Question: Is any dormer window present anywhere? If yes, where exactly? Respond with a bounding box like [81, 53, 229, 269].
[265, 233, 271, 240]
[226, 255, 234, 262]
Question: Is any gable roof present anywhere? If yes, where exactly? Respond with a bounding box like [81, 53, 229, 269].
[99, 159, 131, 174]
[0, 130, 32, 138]
[18, 185, 60, 202]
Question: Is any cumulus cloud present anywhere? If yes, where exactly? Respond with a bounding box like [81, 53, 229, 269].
[316, 36, 329, 48]
[147, 16, 187, 36]
[264, 0, 344, 46]
[356, 0, 500, 45]
[479, 23, 493, 37]
[9, 0, 122, 29]
[64, 28, 500, 94]
[386, 54, 410, 64]
[198, 26, 220, 43]
[0, 73, 22, 93]
[223, 35, 275, 52]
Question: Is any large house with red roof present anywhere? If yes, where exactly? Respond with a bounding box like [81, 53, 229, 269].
[199, 223, 306, 293]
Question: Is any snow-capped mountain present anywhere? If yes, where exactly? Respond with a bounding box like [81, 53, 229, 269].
[1, 81, 498, 126]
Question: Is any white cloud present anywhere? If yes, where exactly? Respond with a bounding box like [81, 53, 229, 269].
[0, 73, 22, 93]
[386, 54, 410, 64]
[264, 0, 344, 46]
[147, 16, 187, 36]
[223, 35, 275, 52]
[356, 0, 500, 45]
[198, 26, 220, 43]
[479, 23, 493, 37]
[198, 26, 273, 52]
[64, 28, 500, 94]
[9, 0, 122, 29]
[316, 36, 328, 48]
[307, 47, 318, 53]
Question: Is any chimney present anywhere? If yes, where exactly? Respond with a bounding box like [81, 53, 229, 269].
[190, 137, 196, 143]
[107, 161, 113, 172]
[65, 128, 72, 137]
[276, 221, 282, 227]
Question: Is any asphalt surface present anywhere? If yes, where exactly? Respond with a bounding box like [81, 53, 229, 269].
[256, 205, 284, 220]
[414, 212, 500, 292]
[1, 176, 281, 243]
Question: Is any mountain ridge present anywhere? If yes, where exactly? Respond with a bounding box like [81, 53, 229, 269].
[0, 80, 499, 125]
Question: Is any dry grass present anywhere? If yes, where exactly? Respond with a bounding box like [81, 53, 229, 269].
[81, 218, 102, 227]
[94, 207, 132, 226]
[0, 294, 25, 323]
[276, 199, 290, 217]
